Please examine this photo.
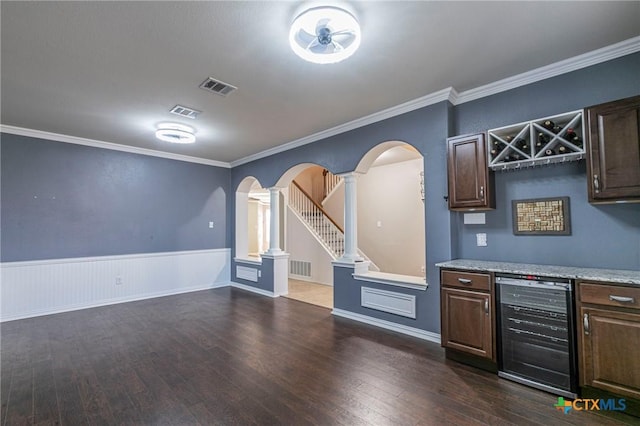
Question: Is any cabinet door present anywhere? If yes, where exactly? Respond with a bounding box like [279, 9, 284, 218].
[447, 133, 494, 210]
[441, 287, 493, 360]
[580, 307, 640, 399]
[586, 95, 640, 202]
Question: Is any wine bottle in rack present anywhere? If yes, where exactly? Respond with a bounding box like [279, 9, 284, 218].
[558, 145, 568, 154]
[490, 139, 503, 159]
[490, 147, 502, 160]
[536, 132, 549, 153]
[570, 135, 583, 148]
[565, 128, 577, 140]
[542, 120, 555, 131]
[543, 148, 556, 157]
[514, 138, 529, 152]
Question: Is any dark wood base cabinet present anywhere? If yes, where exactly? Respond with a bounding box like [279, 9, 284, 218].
[577, 281, 640, 401]
[440, 269, 495, 364]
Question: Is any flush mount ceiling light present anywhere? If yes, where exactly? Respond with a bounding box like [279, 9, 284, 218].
[289, 6, 361, 64]
[155, 122, 196, 144]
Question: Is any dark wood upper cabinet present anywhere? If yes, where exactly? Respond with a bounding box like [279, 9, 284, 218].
[586, 95, 640, 203]
[446, 133, 495, 210]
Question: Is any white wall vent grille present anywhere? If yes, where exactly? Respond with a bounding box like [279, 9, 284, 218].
[170, 105, 201, 119]
[199, 77, 237, 97]
[290, 260, 311, 277]
[236, 265, 258, 282]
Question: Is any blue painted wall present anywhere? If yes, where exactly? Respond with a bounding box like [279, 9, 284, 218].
[231, 101, 452, 332]
[453, 53, 640, 270]
[232, 52, 639, 334]
[1, 133, 231, 261]
[2, 52, 637, 335]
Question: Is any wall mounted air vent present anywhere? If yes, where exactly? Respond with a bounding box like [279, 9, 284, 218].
[199, 77, 237, 97]
[169, 105, 201, 119]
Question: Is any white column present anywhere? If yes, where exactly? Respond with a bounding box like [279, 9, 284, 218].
[339, 173, 362, 262]
[267, 187, 282, 254]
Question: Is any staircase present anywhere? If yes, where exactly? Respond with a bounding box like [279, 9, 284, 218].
[288, 179, 379, 270]
[289, 181, 345, 257]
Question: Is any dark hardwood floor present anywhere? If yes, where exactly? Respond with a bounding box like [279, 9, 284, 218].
[1, 287, 637, 425]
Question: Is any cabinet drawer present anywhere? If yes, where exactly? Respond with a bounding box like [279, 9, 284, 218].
[579, 283, 640, 310]
[441, 270, 490, 291]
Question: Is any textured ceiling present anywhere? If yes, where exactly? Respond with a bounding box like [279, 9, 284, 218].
[2, 1, 639, 164]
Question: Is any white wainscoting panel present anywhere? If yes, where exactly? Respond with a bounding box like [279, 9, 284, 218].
[0, 248, 231, 322]
[236, 265, 259, 282]
[361, 286, 416, 319]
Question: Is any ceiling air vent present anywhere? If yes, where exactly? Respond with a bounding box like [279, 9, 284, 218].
[169, 105, 201, 119]
[199, 77, 237, 97]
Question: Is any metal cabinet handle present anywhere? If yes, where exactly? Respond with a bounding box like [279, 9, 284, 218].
[609, 295, 635, 303]
[457, 278, 472, 284]
[484, 299, 489, 315]
[479, 186, 484, 198]
[583, 313, 590, 335]
[593, 174, 600, 193]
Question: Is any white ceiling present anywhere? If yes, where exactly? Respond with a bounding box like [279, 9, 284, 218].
[2, 1, 639, 164]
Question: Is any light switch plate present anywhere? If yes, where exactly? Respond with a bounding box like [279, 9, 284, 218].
[464, 213, 486, 225]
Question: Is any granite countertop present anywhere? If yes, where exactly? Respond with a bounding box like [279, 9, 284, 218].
[435, 259, 640, 286]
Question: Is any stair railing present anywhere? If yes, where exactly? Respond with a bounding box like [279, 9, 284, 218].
[323, 169, 342, 201]
[289, 180, 344, 257]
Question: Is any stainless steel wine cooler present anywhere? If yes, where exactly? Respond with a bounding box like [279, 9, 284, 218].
[496, 274, 578, 398]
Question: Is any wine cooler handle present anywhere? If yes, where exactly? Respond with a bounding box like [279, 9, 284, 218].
[593, 174, 600, 193]
[609, 295, 635, 303]
[484, 299, 489, 315]
[479, 186, 484, 198]
[583, 313, 590, 335]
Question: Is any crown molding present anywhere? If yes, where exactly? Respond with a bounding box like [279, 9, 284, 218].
[3, 37, 637, 169]
[232, 36, 639, 167]
[455, 35, 640, 104]
[229, 87, 455, 167]
[0, 125, 231, 168]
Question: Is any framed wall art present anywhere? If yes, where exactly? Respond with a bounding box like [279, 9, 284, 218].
[512, 197, 571, 235]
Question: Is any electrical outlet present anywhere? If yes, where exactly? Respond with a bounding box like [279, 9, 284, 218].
[115, 276, 123, 285]
[209, 221, 214, 228]
[476, 233, 487, 247]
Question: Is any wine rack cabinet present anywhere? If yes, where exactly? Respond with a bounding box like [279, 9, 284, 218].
[487, 111, 585, 171]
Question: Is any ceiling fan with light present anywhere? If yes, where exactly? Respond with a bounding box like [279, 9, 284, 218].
[289, 6, 361, 64]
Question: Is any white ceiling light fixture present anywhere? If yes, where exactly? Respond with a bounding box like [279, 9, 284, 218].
[289, 6, 361, 64]
[155, 122, 196, 144]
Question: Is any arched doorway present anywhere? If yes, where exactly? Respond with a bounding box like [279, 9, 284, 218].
[354, 141, 426, 278]
[235, 176, 269, 261]
[275, 163, 338, 309]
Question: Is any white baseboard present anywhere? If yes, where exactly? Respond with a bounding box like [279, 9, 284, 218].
[332, 308, 441, 344]
[1, 249, 231, 322]
[230, 281, 277, 298]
